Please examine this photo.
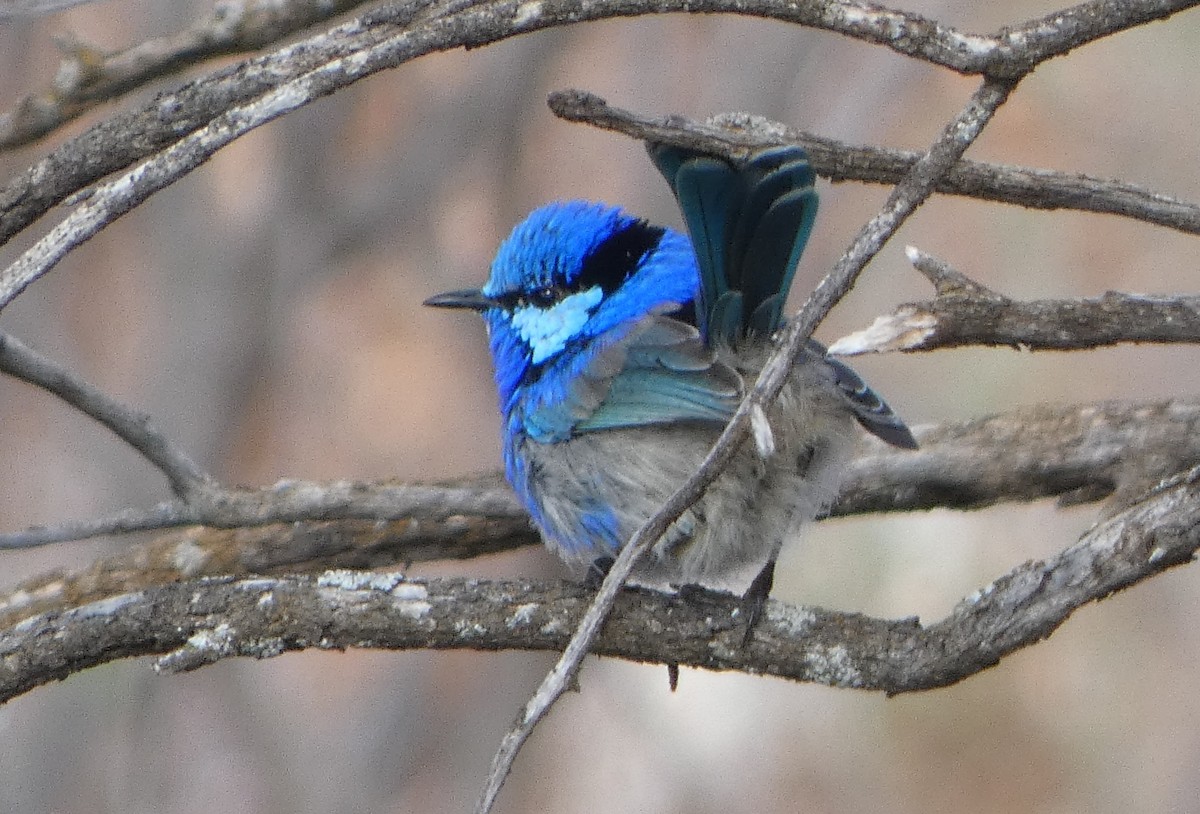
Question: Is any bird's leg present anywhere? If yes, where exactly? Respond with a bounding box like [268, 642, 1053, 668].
[583, 554, 681, 689]
[740, 558, 777, 645]
[584, 555, 615, 589]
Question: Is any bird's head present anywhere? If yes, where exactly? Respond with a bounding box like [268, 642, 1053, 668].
[426, 201, 698, 411]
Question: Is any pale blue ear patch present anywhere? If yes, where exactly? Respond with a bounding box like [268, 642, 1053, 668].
[511, 286, 604, 364]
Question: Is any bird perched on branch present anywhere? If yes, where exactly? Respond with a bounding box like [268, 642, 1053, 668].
[426, 141, 916, 633]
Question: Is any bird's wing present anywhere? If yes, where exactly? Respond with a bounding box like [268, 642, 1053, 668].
[570, 315, 742, 433]
[806, 340, 918, 450]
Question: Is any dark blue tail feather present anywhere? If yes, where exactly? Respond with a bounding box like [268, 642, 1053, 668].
[651, 141, 917, 452]
[649, 143, 818, 345]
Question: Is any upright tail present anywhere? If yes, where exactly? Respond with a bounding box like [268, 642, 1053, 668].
[648, 143, 818, 345]
[650, 141, 918, 451]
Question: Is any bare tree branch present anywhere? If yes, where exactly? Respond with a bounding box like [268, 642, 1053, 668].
[0, 477, 533, 551]
[996, 0, 1200, 74]
[6, 385, 1199, 555]
[828, 248, 1200, 355]
[3, 462, 1196, 705]
[5, 0, 1197, 255]
[549, 91, 1200, 237]
[0, 332, 212, 497]
[838, 399, 1200, 515]
[3, 399, 1198, 629]
[0, 478, 539, 556]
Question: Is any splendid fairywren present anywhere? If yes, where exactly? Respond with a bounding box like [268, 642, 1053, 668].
[426, 142, 916, 628]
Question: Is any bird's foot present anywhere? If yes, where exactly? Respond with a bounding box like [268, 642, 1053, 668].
[584, 555, 615, 589]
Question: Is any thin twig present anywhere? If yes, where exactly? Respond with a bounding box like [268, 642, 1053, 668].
[0, 332, 211, 498]
[474, 75, 1017, 814]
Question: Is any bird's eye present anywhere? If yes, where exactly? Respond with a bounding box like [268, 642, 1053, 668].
[526, 286, 559, 308]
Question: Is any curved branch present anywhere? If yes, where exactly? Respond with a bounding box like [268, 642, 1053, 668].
[0, 333, 212, 497]
[3, 465, 1196, 705]
[0, 0, 379, 150]
[3, 0, 1195, 254]
[550, 91, 1200, 237]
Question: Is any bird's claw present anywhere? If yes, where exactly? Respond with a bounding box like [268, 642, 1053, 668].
[584, 555, 615, 589]
[739, 559, 777, 646]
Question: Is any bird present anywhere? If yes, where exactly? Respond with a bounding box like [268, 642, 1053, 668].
[425, 142, 917, 633]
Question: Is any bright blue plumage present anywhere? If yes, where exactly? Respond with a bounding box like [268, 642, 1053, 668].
[426, 142, 916, 631]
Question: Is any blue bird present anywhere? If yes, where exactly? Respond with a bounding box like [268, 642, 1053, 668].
[426, 143, 916, 630]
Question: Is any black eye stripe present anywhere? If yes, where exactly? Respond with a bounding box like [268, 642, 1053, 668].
[491, 219, 665, 311]
[575, 220, 666, 295]
[494, 285, 565, 310]
[528, 286, 560, 307]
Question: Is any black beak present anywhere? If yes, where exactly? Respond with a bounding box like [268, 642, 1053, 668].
[423, 287, 496, 311]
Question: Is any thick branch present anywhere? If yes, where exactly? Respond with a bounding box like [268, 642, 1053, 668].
[829, 248, 1200, 354]
[4, 399, 1198, 629]
[0, 0, 376, 149]
[6, 393, 1197, 554]
[0, 476, 533, 551]
[997, 0, 1200, 74]
[2, 464, 1196, 705]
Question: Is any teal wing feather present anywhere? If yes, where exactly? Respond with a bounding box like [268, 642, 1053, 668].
[573, 316, 741, 433]
[805, 340, 919, 450]
[649, 143, 818, 343]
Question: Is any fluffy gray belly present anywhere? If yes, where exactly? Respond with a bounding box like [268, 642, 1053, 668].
[519, 380, 858, 589]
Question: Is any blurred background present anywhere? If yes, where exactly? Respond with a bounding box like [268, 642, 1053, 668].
[1, 1, 1199, 812]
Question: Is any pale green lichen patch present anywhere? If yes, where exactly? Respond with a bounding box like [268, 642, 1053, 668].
[804, 644, 864, 688]
[70, 593, 139, 619]
[317, 569, 405, 592]
[507, 603, 540, 628]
